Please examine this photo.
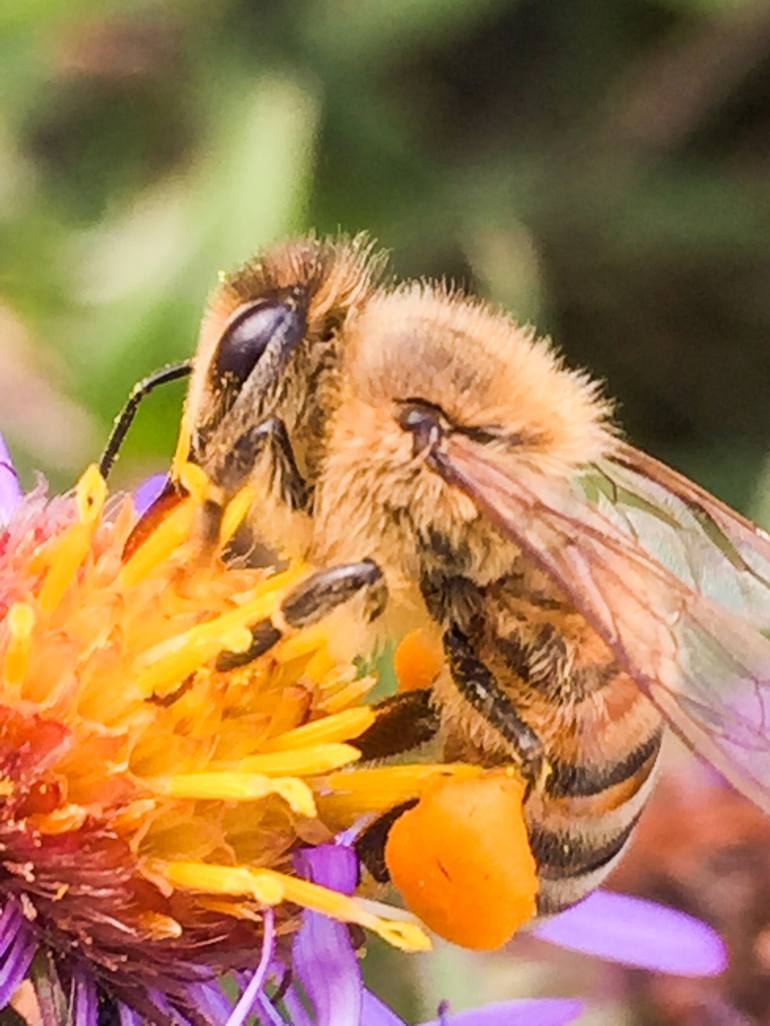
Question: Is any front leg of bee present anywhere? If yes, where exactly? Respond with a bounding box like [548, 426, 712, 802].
[443, 624, 546, 788]
[280, 560, 387, 627]
[216, 560, 387, 670]
[220, 415, 309, 512]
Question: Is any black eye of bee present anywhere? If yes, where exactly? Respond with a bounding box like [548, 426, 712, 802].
[213, 301, 303, 386]
[398, 400, 448, 456]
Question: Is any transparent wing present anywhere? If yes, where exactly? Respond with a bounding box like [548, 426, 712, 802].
[434, 435, 770, 815]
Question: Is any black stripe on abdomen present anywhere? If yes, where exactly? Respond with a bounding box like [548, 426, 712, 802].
[545, 726, 663, 798]
[529, 810, 641, 880]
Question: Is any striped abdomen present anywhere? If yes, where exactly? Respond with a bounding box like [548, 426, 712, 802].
[435, 569, 665, 916]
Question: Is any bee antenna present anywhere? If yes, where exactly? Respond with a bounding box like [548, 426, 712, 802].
[99, 360, 193, 480]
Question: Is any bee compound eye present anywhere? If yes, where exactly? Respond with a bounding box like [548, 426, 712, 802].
[213, 301, 302, 386]
[397, 402, 444, 456]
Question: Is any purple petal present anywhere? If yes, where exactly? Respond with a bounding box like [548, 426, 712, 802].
[0, 900, 23, 961]
[361, 989, 408, 1026]
[0, 927, 35, 1007]
[282, 985, 315, 1026]
[296, 843, 358, 895]
[292, 903, 362, 1026]
[74, 972, 99, 1026]
[257, 992, 291, 1025]
[532, 891, 727, 977]
[419, 1000, 584, 1026]
[188, 981, 232, 1025]
[0, 433, 22, 525]
[147, 989, 194, 1026]
[225, 908, 275, 1026]
[293, 844, 363, 1026]
[118, 1004, 143, 1026]
[132, 473, 168, 517]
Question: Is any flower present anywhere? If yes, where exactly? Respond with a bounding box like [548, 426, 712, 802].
[0, 451, 441, 1024]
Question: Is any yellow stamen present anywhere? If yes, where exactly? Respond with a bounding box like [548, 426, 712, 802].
[133, 565, 306, 696]
[75, 464, 108, 525]
[120, 499, 196, 587]
[236, 743, 362, 776]
[149, 771, 316, 816]
[160, 861, 431, 952]
[136, 912, 183, 939]
[321, 763, 483, 816]
[161, 861, 286, 905]
[178, 461, 217, 506]
[38, 521, 93, 613]
[134, 624, 252, 698]
[3, 602, 35, 687]
[321, 677, 375, 714]
[37, 467, 108, 611]
[261, 707, 376, 752]
[303, 648, 337, 680]
[171, 421, 192, 483]
[260, 869, 432, 952]
[275, 625, 328, 663]
[197, 898, 263, 922]
[219, 485, 256, 548]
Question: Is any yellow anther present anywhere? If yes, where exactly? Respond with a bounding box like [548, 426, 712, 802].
[178, 462, 214, 505]
[171, 422, 193, 483]
[149, 771, 316, 816]
[161, 862, 286, 905]
[38, 522, 92, 613]
[219, 485, 256, 548]
[321, 763, 482, 814]
[75, 464, 108, 524]
[275, 625, 328, 663]
[119, 499, 195, 587]
[158, 861, 431, 952]
[7, 601, 34, 640]
[261, 707, 376, 752]
[136, 912, 183, 939]
[321, 677, 375, 714]
[236, 743, 362, 777]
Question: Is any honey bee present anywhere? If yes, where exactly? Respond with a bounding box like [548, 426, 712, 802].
[104, 234, 770, 918]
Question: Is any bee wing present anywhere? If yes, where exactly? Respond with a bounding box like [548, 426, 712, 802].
[436, 435, 770, 815]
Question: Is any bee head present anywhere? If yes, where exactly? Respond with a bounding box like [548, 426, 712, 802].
[183, 234, 386, 498]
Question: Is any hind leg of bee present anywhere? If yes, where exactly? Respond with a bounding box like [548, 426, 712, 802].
[355, 688, 440, 761]
[216, 560, 387, 671]
[353, 689, 440, 883]
[443, 623, 546, 787]
[221, 416, 310, 512]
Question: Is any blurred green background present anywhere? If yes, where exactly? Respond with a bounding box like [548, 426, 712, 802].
[2, 1, 770, 1022]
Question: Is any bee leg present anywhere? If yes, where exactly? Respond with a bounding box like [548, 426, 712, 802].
[355, 799, 419, 883]
[216, 560, 387, 671]
[280, 560, 387, 628]
[443, 624, 545, 787]
[354, 688, 440, 761]
[221, 415, 310, 512]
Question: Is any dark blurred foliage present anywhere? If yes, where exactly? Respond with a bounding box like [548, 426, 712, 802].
[3, 1, 770, 1022]
[611, 765, 770, 1026]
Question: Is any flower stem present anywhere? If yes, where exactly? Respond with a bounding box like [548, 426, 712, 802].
[30, 953, 67, 1026]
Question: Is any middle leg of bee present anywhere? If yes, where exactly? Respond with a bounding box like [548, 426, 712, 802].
[216, 560, 387, 671]
[443, 623, 545, 786]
